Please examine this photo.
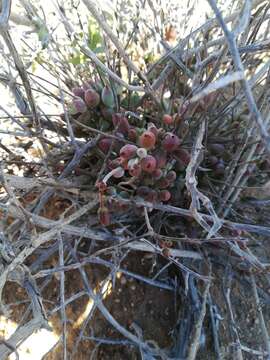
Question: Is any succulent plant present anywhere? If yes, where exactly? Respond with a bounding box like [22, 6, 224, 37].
[156, 177, 170, 189]
[120, 144, 138, 159]
[73, 97, 87, 113]
[140, 155, 157, 173]
[209, 143, 225, 156]
[136, 147, 148, 159]
[67, 77, 195, 225]
[98, 138, 113, 153]
[162, 132, 180, 152]
[214, 160, 225, 176]
[139, 131, 156, 149]
[72, 87, 85, 99]
[166, 170, 177, 182]
[152, 168, 163, 179]
[146, 189, 158, 203]
[128, 128, 137, 142]
[112, 167, 125, 178]
[128, 162, 142, 177]
[207, 155, 219, 166]
[147, 123, 158, 136]
[84, 88, 100, 108]
[101, 85, 114, 108]
[154, 150, 167, 168]
[137, 186, 151, 199]
[162, 114, 173, 125]
[112, 114, 130, 135]
[158, 189, 171, 202]
[174, 148, 190, 166]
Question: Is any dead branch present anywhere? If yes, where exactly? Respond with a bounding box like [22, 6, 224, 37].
[185, 120, 222, 238]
